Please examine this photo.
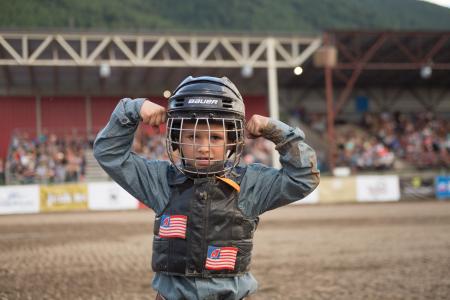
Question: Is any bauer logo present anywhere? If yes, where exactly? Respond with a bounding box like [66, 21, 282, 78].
[185, 98, 221, 106]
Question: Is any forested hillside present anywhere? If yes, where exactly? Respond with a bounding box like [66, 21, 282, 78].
[1, 0, 449, 33]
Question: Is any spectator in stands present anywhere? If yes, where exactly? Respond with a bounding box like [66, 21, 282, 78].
[0, 158, 5, 185]
[242, 137, 272, 165]
[310, 113, 327, 136]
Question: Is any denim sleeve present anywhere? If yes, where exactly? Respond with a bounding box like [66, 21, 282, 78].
[93, 98, 171, 214]
[238, 119, 320, 217]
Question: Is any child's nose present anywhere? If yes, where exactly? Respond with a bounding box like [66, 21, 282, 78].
[195, 137, 210, 152]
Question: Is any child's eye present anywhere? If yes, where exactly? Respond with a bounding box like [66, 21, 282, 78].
[211, 135, 223, 141]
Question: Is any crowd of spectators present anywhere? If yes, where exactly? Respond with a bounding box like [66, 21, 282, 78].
[335, 127, 396, 171]
[6, 131, 88, 185]
[360, 111, 449, 170]
[5, 110, 448, 184]
[302, 110, 449, 171]
[133, 129, 169, 161]
[242, 138, 273, 166]
[4, 128, 274, 185]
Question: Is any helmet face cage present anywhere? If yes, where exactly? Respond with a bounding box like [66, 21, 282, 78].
[166, 76, 246, 177]
[166, 116, 245, 177]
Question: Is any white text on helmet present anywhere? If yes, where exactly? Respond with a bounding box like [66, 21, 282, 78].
[187, 98, 219, 105]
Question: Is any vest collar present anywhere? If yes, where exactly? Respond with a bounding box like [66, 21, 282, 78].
[167, 167, 189, 186]
[168, 164, 244, 186]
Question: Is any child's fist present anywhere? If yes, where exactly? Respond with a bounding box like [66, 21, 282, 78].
[140, 100, 166, 127]
[246, 114, 270, 139]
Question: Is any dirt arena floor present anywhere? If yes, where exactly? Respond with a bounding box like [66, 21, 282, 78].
[1, 201, 450, 300]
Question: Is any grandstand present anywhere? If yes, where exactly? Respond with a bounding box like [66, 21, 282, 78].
[0, 30, 449, 187]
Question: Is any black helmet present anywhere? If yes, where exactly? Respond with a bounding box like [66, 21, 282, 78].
[166, 76, 245, 177]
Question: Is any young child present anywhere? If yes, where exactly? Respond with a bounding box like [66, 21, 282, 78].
[94, 76, 320, 300]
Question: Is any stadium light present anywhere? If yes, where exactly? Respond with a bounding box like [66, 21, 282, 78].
[99, 63, 111, 78]
[163, 90, 172, 98]
[293, 66, 303, 76]
[420, 65, 432, 79]
[241, 64, 253, 78]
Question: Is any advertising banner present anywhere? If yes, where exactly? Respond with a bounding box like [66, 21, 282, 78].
[40, 183, 88, 212]
[88, 182, 139, 210]
[400, 175, 435, 200]
[435, 176, 450, 200]
[319, 177, 357, 204]
[0, 185, 40, 215]
[356, 175, 400, 202]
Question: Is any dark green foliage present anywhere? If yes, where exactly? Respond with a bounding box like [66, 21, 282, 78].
[0, 0, 449, 32]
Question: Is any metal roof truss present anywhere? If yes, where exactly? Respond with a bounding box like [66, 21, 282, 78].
[0, 33, 322, 68]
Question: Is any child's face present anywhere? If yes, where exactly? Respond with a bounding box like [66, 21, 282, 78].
[180, 122, 227, 169]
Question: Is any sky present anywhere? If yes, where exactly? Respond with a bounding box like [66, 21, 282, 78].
[421, 0, 450, 7]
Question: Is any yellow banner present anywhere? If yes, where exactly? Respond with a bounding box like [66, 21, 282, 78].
[319, 177, 357, 203]
[40, 183, 88, 212]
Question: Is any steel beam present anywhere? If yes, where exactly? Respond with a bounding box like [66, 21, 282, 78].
[0, 32, 322, 69]
[334, 33, 388, 115]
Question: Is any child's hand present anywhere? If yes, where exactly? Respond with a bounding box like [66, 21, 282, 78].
[140, 100, 167, 127]
[246, 114, 270, 139]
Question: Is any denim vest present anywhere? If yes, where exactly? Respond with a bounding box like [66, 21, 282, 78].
[152, 167, 259, 278]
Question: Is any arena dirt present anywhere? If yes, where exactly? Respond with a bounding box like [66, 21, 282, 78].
[1, 201, 449, 300]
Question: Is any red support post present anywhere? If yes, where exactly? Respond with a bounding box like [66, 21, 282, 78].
[321, 33, 337, 172]
[325, 66, 336, 172]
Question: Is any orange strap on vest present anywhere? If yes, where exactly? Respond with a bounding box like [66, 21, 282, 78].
[216, 176, 240, 193]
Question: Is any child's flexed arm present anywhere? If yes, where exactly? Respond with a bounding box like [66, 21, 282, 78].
[245, 114, 270, 139]
[239, 115, 320, 216]
[139, 100, 166, 127]
[93, 99, 170, 213]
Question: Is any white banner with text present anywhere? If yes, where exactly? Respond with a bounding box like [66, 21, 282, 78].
[88, 182, 139, 210]
[356, 175, 400, 202]
[0, 185, 40, 214]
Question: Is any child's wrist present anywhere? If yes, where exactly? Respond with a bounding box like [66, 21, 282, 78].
[261, 119, 285, 145]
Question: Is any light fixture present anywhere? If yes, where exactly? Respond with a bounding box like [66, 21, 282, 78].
[99, 63, 111, 78]
[420, 65, 432, 79]
[241, 64, 253, 78]
[163, 90, 172, 98]
[293, 66, 303, 76]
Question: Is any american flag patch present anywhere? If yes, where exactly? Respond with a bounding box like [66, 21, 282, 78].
[205, 246, 238, 270]
[158, 215, 187, 239]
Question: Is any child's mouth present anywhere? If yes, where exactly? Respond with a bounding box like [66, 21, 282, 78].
[196, 157, 212, 166]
